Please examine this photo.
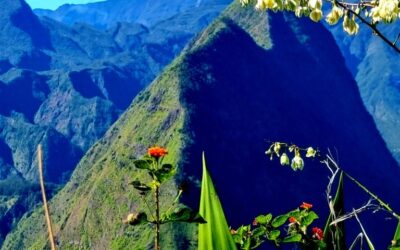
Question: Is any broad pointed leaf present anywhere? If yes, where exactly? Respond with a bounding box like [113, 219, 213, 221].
[198, 153, 237, 250]
[154, 164, 175, 183]
[129, 180, 152, 192]
[133, 159, 153, 170]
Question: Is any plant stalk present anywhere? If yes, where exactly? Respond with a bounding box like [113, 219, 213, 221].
[155, 186, 160, 250]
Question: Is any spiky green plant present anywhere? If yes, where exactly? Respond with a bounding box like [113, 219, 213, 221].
[198, 153, 237, 250]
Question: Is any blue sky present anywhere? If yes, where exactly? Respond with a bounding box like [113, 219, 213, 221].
[26, 0, 106, 10]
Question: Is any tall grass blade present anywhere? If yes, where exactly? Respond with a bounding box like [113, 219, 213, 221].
[324, 171, 345, 250]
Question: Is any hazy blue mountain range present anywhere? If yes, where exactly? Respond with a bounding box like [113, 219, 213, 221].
[328, 23, 400, 163]
[34, 0, 231, 29]
[4, 2, 400, 249]
[0, 0, 230, 244]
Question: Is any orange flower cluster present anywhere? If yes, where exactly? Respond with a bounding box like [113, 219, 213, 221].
[148, 146, 168, 158]
[312, 227, 323, 240]
[288, 217, 297, 223]
[300, 202, 313, 210]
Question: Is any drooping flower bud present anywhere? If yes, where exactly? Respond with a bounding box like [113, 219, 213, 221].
[343, 14, 359, 35]
[310, 9, 323, 22]
[306, 147, 317, 157]
[280, 153, 290, 166]
[308, 0, 322, 9]
[291, 155, 304, 170]
[273, 143, 281, 156]
[326, 6, 343, 25]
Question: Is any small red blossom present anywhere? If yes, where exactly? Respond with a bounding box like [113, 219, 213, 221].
[288, 217, 297, 223]
[148, 146, 168, 158]
[252, 219, 258, 226]
[300, 202, 313, 210]
[312, 227, 324, 240]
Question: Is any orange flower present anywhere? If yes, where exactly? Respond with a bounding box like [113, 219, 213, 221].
[288, 217, 297, 223]
[148, 146, 168, 158]
[312, 227, 323, 240]
[300, 202, 313, 210]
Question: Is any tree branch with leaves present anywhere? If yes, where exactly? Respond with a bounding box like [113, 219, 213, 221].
[240, 0, 400, 53]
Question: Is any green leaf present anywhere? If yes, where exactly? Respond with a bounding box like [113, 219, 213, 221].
[255, 214, 272, 225]
[133, 159, 153, 170]
[129, 180, 152, 192]
[282, 233, 302, 243]
[162, 205, 206, 224]
[243, 237, 251, 250]
[287, 209, 300, 218]
[252, 227, 266, 238]
[302, 211, 319, 226]
[198, 153, 237, 250]
[126, 212, 148, 226]
[324, 171, 345, 250]
[267, 230, 281, 240]
[154, 164, 175, 183]
[271, 215, 289, 228]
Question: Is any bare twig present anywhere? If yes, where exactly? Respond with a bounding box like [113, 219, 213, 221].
[354, 209, 375, 249]
[330, 199, 375, 225]
[37, 144, 57, 250]
[348, 233, 364, 250]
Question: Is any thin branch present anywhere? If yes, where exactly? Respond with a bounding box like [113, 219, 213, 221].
[329, 199, 375, 225]
[349, 233, 364, 250]
[354, 210, 376, 249]
[344, 172, 400, 219]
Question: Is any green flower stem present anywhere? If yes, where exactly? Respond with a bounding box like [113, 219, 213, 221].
[155, 185, 160, 250]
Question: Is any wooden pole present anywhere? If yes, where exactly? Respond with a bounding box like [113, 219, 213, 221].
[37, 144, 57, 250]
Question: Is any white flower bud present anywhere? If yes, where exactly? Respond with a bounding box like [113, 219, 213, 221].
[280, 153, 290, 166]
[326, 6, 343, 25]
[291, 155, 304, 171]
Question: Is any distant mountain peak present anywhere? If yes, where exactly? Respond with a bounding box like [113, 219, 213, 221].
[0, 0, 52, 65]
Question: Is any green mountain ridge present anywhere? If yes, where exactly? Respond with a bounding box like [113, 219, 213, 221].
[5, 2, 400, 249]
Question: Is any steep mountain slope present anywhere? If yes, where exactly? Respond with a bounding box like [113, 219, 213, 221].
[328, 23, 400, 163]
[5, 3, 400, 249]
[0, 0, 231, 245]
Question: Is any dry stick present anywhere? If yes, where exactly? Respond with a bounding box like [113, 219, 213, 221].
[37, 144, 57, 250]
